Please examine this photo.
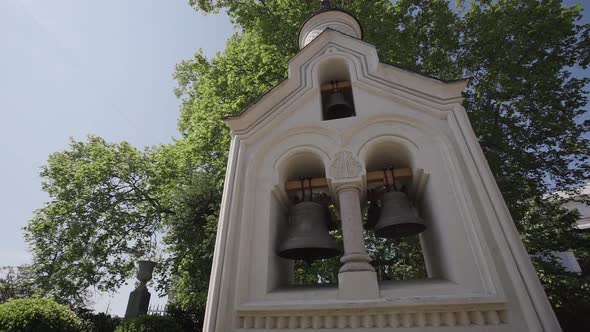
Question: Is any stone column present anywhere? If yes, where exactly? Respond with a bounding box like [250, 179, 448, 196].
[337, 184, 374, 273]
[328, 151, 379, 299]
[335, 183, 379, 299]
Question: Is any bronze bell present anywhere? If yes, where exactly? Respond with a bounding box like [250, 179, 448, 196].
[365, 201, 380, 230]
[325, 90, 354, 119]
[278, 201, 341, 261]
[365, 189, 380, 230]
[374, 191, 426, 239]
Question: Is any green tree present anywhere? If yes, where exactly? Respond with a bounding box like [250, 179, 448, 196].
[158, 172, 222, 316]
[0, 266, 36, 303]
[174, 32, 287, 179]
[0, 298, 82, 332]
[24, 136, 174, 307]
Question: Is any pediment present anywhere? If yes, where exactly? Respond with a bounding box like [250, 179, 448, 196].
[225, 29, 468, 136]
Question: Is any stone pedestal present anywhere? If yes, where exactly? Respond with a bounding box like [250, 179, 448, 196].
[124, 284, 151, 319]
[338, 271, 379, 299]
[124, 260, 156, 319]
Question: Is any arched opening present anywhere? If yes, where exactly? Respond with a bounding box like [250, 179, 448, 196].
[363, 141, 428, 283]
[275, 152, 342, 287]
[317, 57, 356, 121]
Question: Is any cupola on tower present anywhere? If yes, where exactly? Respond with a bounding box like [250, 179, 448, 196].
[202, 1, 562, 331]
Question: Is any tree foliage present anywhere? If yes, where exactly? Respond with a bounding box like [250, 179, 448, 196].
[0, 298, 82, 332]
[114, 315, 183, 332]
[0, 266, 36, 303]
[157, 172, 221, 313]
[24, 136, 172, 306]
[25, 1, 590, 330]
[461, 0, 590, 211]
[174, 32, 287, 177]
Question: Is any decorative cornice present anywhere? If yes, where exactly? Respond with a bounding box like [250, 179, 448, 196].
[238, 308, 507, 329]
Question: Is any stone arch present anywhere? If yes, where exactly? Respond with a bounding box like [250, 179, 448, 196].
[242, 129, 340, 292]
[359, 135, 418, 172]
[275, 146, 330, 192]
[316, 56, 353, 84]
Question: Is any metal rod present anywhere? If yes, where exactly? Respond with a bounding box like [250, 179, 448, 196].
[300, 177, 305, 202]
[389, 166, 398, 191]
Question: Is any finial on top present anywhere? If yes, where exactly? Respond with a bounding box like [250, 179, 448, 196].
[320, 0, 332, 10]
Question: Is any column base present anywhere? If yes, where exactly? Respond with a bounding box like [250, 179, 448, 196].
[338, 271, 380, 300]
[339, 253, 375, 273]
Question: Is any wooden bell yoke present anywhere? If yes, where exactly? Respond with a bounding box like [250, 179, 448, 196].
[284, 168, 413, 192]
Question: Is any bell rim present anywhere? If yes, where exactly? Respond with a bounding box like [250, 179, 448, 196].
[374, 222, 426, 239]
[292, 200, 323, 207]
[277, 247, 342, 261]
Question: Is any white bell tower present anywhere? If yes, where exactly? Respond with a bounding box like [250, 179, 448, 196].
[203, 3, 561, 331]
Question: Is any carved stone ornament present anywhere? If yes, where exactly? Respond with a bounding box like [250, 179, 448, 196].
[330, 151, 362, 179]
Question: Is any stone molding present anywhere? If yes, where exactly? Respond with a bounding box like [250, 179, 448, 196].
[238, 308, 507, 329]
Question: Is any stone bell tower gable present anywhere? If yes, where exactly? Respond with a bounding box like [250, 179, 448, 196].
[225, 29, 467, 138]
[203, 13, 561, 332]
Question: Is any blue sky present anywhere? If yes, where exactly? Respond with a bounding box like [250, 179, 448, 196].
[0, 0, 233, 264]
[0, 0, 232, 315]
[1, 0, 589, 317]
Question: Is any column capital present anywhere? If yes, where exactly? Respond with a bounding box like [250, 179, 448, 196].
[330, 178, 364, 195]
[328, 151, 363, 179]
[327, 150, 365, 197]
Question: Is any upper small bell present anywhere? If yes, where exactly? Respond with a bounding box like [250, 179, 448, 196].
[325, 90, 354, 119]
[278, 201, 341, 261]
[374, 191, 426, 239]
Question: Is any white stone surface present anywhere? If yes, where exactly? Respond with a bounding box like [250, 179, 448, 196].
[298, 10, 362, 49]
[338, 271, 379, 300]
[559, 184, 590, 229]
[335, 185, 374, 273]
[203, 23, 562, 332]
[553, 251, 583, 274]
